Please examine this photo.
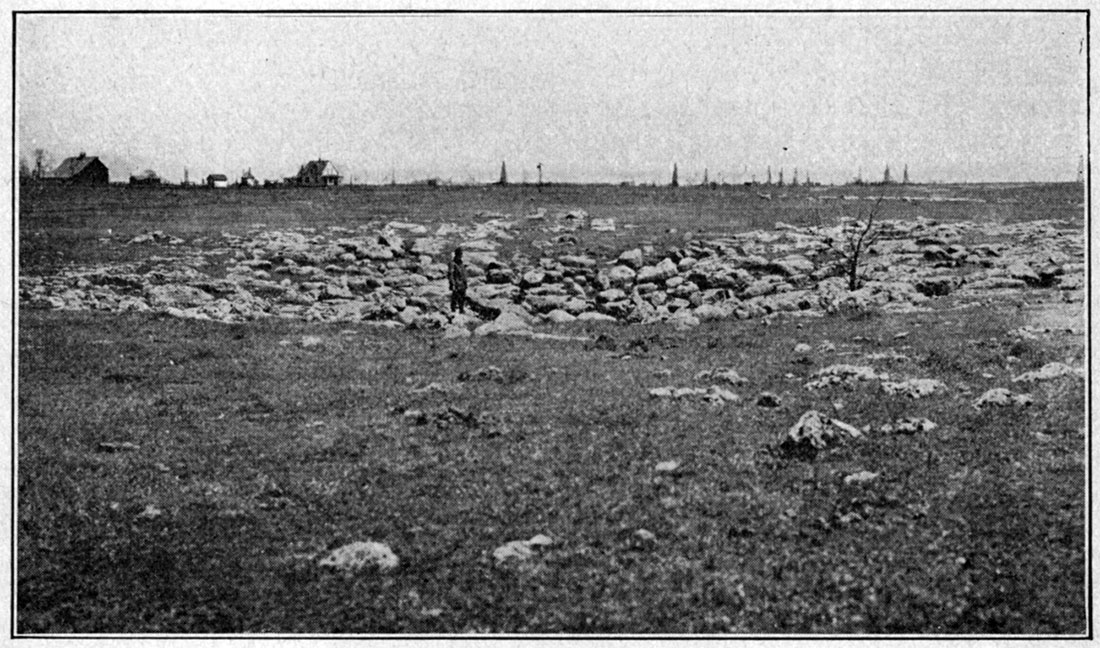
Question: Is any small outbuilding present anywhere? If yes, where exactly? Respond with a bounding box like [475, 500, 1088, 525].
[129, 169, 162, 186]
[288, 159, 341, 187]
[239, 168, 258, 187]
[206, 174, 229, 189]
[47, 153, 109, 186]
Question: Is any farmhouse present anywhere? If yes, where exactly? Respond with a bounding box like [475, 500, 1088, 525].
[288, 159, 342, 187]
[206, 174, 229, 189]
[129, 169, 162, 186]
[239, 168, 258, 187]
[47, 153, 109, 186]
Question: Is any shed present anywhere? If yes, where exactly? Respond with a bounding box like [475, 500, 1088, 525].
[129, 169, 162, 186]
[206, 174, 229, 189]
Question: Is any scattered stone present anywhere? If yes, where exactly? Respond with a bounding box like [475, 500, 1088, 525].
[318, 541, 400, 572]
[778, 410, 864, 456]
[705, 385, 741, 404]
[805, 364, 887, 390]
[880, 417, 938, 435]
[631, 529, 657, 549]
[97, 441, 140, 453]
[590, 217, 616, 232]
[136, 504, 163, 519]
[301, 335, 323, 348]
[576, 312, 617, 322]
[694, 368, 748, 385]
[493, 534, 553, 564]
[881, 378, 945, 399]
[473, 311, 532, 337]
[650, 385, 739, 405]
[974, 388, 1034, 409]
[755, 391, 782, 408]
[544, 309, 577, 324]
[654, 460, 681, 473]
[442, 324, 471, 339]
[1012, 362, 1084, 383]
[793, 343, 812, 353]
[667, 310, 700, 330]
[618, 248, 645, 268]
[843, 471, 880, 486]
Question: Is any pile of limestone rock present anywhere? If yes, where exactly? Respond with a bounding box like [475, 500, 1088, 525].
[19, 213, 1083, 333]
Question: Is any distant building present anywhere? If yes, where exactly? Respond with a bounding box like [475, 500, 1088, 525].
[239, 168, 258, 187]
[47, 153, 108, 185]
[129, 169, 162, 186]
[288, 159, 342, 187]
[206, 174, 229, 188]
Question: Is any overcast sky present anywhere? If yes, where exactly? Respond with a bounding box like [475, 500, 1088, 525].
[16, 12, 1086, 184]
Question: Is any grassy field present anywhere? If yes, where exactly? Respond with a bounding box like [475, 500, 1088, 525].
[16, 183, 1087, 634]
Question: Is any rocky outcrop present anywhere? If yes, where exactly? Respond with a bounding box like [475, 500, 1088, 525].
[21, 215, 1084, 334]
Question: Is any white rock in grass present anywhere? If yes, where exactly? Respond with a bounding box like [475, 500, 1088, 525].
[668, 310, 701, 330]
[442, 324, 471, 339]
[781, 410, 864, 451]
[318, 541, 399, 572]
[544, 309, 577, 324]
[880, 417, 938, 435]
[300, 335, 323, 348]
[881, 378, 945, 399]
[974, 388, 1033, 409]
[525, 534, 554, 547]
[705, 385, 741, 404]
[493, 534, 553, 564]
[493, 541, 535, 563]
[576, 311, 618, 322]
[805, 364, 887, 390]
[473, 311, 532, 337]
[1012, 362, 1084, 383]
[843, 471, 880, 486]
[655, 460, 680, 473]
[694, 368, 748, 385]
[794, 343, 812, 353]
[648, 387, 675, 398]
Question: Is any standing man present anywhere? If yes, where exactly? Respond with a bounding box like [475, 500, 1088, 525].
[448, 247, 468, 314]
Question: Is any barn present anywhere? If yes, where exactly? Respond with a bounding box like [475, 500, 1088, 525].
[206, 174, 229, 189]
[47, 153, 109, 186]
[289, 159, 342, 187]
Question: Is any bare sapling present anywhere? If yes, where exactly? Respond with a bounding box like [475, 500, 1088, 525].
[819, 195, 885, 291]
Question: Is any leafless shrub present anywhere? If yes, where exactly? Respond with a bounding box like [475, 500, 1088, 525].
[817, 196, 885, 291]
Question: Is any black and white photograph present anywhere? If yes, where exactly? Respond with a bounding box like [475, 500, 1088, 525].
[10, 5, 1091, 638]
